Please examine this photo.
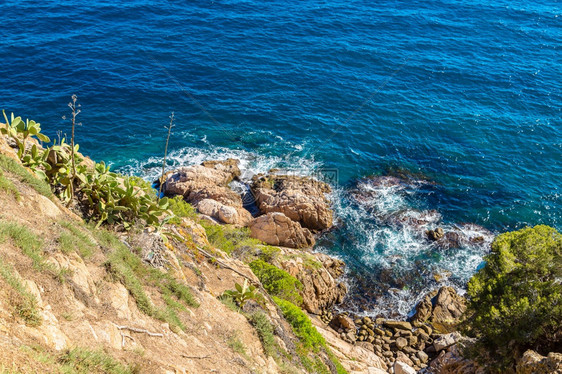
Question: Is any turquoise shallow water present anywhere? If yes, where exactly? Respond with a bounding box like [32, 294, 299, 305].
[1, 0, 560, 316]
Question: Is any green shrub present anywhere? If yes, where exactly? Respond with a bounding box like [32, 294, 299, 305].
[249, 312, 278, 357]
[167, 196, 198, 224]
[250, 259, 303, 305]
[274, 297, 325, 350]
[464, 225, 562, 371]
[201, 222, 262, 255]
[274, 297, 347, 374]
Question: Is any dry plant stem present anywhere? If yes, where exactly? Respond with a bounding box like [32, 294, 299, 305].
[158, 112, 174, 200]
[67, 94, 80, 206]
[113, 323, 164, 337]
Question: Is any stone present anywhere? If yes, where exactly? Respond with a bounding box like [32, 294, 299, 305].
[427, 227, 444, 241]
[196, 198, 252, 226]
[433, 332, 461, 352]
[396, 351, 414, 367]
[394, 360, 417, 374]
[395, 337, 408, 350]
[333, 314, 355, 330]
[383, 320, 412, 331]
[249, 212, 315, 248]
[411, 286, 466, 330]
[516, 350, 562, 374]
[417, 350, 429, 364]
[278, 249, 346, 314]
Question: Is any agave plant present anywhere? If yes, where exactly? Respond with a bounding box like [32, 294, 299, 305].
[222, 279, 260, 309]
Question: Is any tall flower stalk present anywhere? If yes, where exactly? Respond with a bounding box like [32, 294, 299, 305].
[159, 112, 174, 200]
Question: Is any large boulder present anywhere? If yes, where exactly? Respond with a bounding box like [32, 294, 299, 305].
[251, 174, 333, 232]
[249, 212, 314, 249]
[196, 198, 252, 226]
[411, 286, 466, 330]
[517, 350, 562, 374]
[162, 159, 252, 226]
[277, 249, 346, 314]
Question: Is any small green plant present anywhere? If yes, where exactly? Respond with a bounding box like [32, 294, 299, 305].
[58, 220, 97, 258]
[201, 222, 262, 255]
[222, 279, 260, 309]
[167, 196, 198, 224]
[250, 259, 303, 305]
[227, 333, 248, 359]
[274, 297, 348, 374]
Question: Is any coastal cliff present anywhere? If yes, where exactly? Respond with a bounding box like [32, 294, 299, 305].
[0, 122, 560, 374]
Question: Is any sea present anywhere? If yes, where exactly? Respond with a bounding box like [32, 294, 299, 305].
[1, 0, 560, 317]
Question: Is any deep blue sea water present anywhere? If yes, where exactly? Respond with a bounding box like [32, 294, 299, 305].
[1, 0, 561, 316]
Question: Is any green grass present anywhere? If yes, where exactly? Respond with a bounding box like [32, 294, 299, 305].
[0, 257, 41, 326]
[0, 154, 52, 198]
[0, 221, 69, 282]
[105, 234, 198, 331]
[0, 169, 20, 200]
[59, 347, 136, 374]
[58, 221, 97, 258]
[250, 259, 303, 305]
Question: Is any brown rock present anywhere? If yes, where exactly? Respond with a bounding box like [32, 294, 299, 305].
[383, 320, 412, 331]
[517, 350, 562, 374]
[411, 286, 466, 331]
[249, 212, 315, 248]
[251, 174, 333, 232]
[332, 314, 355, 331]
[395, 337, 408, 350]
[278, 248, 346, 314]
[196, 198, 252, 226]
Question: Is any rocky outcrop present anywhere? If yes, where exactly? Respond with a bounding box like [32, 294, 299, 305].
[251, 173, 333, 232]
[275, 247, 347, 313]
[516, 350, 562, 374]
[411, 286, 466, 331]
[249, 212, 315, 248]
[427, 342, 484, 374]
[162, 159, 252, 226]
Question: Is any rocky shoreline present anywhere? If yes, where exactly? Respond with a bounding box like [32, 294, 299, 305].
[155, 158, 484, 373]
